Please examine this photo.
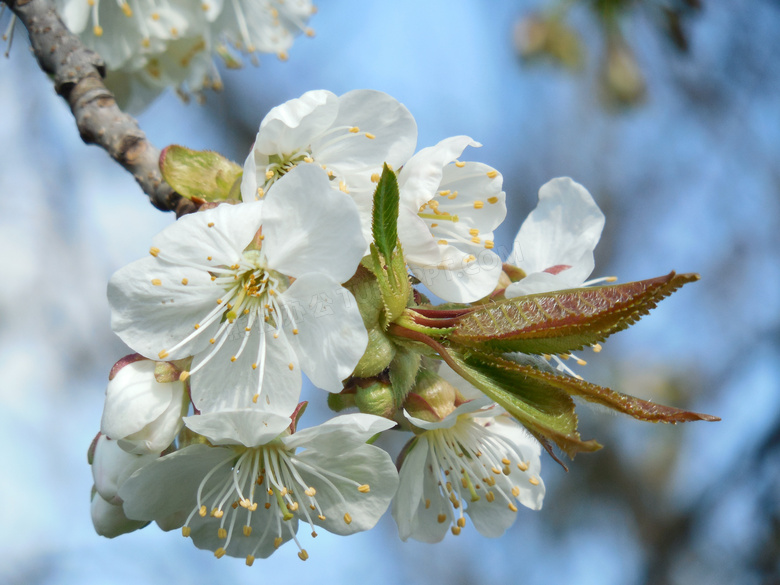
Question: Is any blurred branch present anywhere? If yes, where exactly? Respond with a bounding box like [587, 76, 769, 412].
[2, 0, 195, 216]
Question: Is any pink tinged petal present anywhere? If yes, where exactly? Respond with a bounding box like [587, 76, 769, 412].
[100, 360, 183, 453]
[398, 136, 480, 210]
[262, 164, 365, 282]
[254, 90, 338, 155]
[92, 436, 158, 504]
[392, 437, 451, 543]
[189, 324, 301, 415]
[292, 443, 399, 535]
[119, 444, 236, 522]
[283, 413, 396, 453]
[183, 410, 291, 447]
[507, 177, 605, 293]
[279, 275, 368, 392]
[409, 244, 503, 303]
[314, 89, 418, 175]
[91, 493, 148, 538]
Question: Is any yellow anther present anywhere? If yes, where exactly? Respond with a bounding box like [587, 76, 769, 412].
[501, 458, 511, 465]
[512, 486, 521, 497]
[339, 181, 349, 193]
[491, 466, 502, 475]
[288, 363, 294, 371]
[265, 170, 275, 180]
[425, 499, 431, 509]
[180, 371, 190, 382]
[181, 278, 189, 286]
[292, 328, 299, 335]
[318, 514, 326, 521]
[230, 356, 237, 363]
[469, 228, 479, 236]
[210, 276, 216, 281]
[437, 514, 447, 523]
[474, 201, 484, 209]
[365, 132, 376, 139]
[151, 12, 160, 20]
[431, 222, 438, 228]
[93, 25, 104, 37]
[486, 491, 495, 503]
[457, 517, 466, 528]
[311, 530, 318, 537]
[287, 502, 299, 511]
[201, 3, 210, 11]
[199, 505, 207, 517]
[214, 547, 226, 558]
[278, 51, 289, 61]
[543, 354, 551, 361]
[485, 241, 494, 249]
[451, 526, 462, 536]
[207, 222, 215, 228]
[273, 537, 283, 549]
[486, 170, 499, 178]
[487, 196, 499, 204]
[445, 481, 453, 493]
[265, 503, 271, 509]
[508, 503, 518, 512]
[182, 526, 191, 537]
[529, 476, 540, 486]
[465, 255, 476, 262]
[517, 461, 529, 472]
[439, 190, 451, 197]
[170, 27, 178, 37]
[217, 528, 227, 539]
[246, 555, 255, 566]
[209, 338, 216, 344]
[438, 239, 448, 245]
[213, 509, 224, 518]
[576, 358, 587, 366]
[471, 236, 481, 244]
[151, 278, 162, 286]
[256, 187, 265, 199]
[305, 487, 316, 497]
[243, 525, 252, 536]
[455, 160, 465, 168]
[193, 324, 200, 330]
[592, 343, 603, 353]
[158, 350, 169, 359]
[207, 256, 212, 261]
[305, 27, 315, 37]
[303, 156, 314, 163]
[245, 327, 251, 332]
[298, 550, 309, 561]
[251, 363, 258, 370]
[448, 191, 458, 200]
[344, 513, 352, 524]
[606, 276, 618, 282]
[357, 484, 370, 493]
[349, 126, 360, 133]
[149, 247, 160, 257]
[370, 173, 380, 182]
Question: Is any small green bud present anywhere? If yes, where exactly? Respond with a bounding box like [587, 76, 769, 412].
[403, 368, 458, 423]
[352, 326, 397, 378]
[160, 145, 243, 203]
[327, 391, 356, 412]
[355, 379, 396, 419]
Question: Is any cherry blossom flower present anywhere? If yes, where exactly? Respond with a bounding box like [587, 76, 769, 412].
[240, 89, 417, 243]
[505, 177, 606, 297]
[393, 388, 544, 542]
[397, 136, 507, 302]
[119, 409, 399, 563]
[108, 163, 367, 415]
[100, 355, 188, 455]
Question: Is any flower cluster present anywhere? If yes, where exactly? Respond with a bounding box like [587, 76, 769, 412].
[91, 89, 717, 563]
[54, 0, 316, 111]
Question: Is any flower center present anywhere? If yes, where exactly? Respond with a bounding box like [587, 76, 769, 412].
[423, 417, 540, 536]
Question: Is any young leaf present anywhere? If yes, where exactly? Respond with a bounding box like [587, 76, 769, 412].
[371, 163, 400, 258]
[160, 145, 243, 202]
[450, 272, 699, 355]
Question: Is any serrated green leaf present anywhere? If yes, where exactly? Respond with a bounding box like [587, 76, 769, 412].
[448, 351, 602, 459]
[371, 163, 400, 258]
[450, 272, 699, 355]
[160, 145, 243, 202]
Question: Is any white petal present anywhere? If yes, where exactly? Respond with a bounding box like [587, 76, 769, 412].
[91, 493, 148, 538]
[292, 443, 398, 535]
[409, 245, 503, 303]
[507, 177, 604, 294]
[183, 410, 291, 447]
[262, 164, 365, 282]
[403, 395, 493, 431]
[92, 436, 158, 503]
[283, 413, 395, 453]
[254, 90, 337, 155]
[438, 161, 507, 234]
[280, 274, 368, 392]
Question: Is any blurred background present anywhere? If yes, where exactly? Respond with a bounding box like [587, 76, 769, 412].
[1, 0, 779, 583]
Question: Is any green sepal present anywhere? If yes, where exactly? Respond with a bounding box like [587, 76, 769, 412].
[388, 347, 422, 407]
[160, 145, 243, 202]
[447, 350, 602, 459]
[367, 243, 412, 328]
[371, 163, 400, 259]
[450, 272, 699, 355]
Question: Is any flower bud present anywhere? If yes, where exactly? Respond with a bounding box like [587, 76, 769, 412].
[91, 435, 158, 504]
[403, 369, 459, 423]
[101, 358, 188, 455]
[601, 35, 646, 106]
[352, 326, 397, 378]
[355, 379, 396, 419]
[327, 391, 356, 412]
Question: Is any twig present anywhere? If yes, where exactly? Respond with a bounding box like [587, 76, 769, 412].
[2, 0, 195, 216]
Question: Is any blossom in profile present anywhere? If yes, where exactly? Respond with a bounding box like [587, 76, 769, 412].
[505, 177, 606, 297]
[397, 136, 507, 302]
[119, 409, 399, 563]
[108, 163, 367, 414]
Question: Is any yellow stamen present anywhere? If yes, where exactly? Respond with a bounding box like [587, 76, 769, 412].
[486, 170, 499, 178]
[149, 247, 160, 257]
[151, 278, 162, 286]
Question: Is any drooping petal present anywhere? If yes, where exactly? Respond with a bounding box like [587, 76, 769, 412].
[262, 164, 365, 282]
[279, 274, 368, 392]
[183, 410, 291, 447]
[506, 177, 604, 296]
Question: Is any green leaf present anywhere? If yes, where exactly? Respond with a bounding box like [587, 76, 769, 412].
[447, 350, 603, 459]
[160, 145, 243, 202]
[450, 272, 699, 355]
[371, 163, 400, 258]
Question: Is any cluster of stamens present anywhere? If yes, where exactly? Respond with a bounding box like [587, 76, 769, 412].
[423, 417, 540, 536]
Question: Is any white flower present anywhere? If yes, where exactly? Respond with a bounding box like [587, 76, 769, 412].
[119, 409, 399, 563]
[210, 0, 316, 61]
[393, 397, 544, 543]
[91, 491, 148, 538]
[397, 136, 507, 303]
[505, 177, 605, 297]
[91, 434, 159, 505]
[100, 356, 188, 455]
[108, 163, 368, 415]
[240, 89, 417, 244]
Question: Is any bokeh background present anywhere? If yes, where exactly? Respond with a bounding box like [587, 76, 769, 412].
[1, 0, 779, 583]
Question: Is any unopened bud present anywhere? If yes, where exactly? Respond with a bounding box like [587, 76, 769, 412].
[355, 379, 396, 419]
[327, 391, 356, 412]
[601, 36, 646, 106]
[352, 326, 396, 378]
[403, 369, 458, 423]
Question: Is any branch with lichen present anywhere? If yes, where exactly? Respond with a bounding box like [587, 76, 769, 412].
[2, 0, 195, 216]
